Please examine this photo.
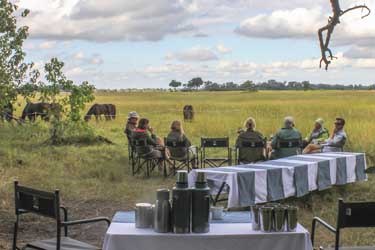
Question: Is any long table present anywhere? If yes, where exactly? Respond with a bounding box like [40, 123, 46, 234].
[188, 152, 367, 208]
[103, 223, 313, 250]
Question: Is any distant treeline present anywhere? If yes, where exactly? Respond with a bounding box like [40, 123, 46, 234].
[95, 78, 375, 93]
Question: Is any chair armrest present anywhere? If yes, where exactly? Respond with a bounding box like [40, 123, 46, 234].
[62, 217, 111, 227]
[311, 217, 336, 246]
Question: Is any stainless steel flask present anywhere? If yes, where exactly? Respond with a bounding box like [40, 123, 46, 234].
[154, 189, 171, 233]
[135, 203, 153, 228]
[192, 172, 210, 233]
[172, 170, 191, 233]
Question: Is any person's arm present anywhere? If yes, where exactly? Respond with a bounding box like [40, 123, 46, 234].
[271, 131, 278, 148]
[184, 135, 191, 147]
[147, 133, 158, 146]
[327, 133, 346, 147]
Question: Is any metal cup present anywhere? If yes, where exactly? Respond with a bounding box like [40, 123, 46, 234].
[251, 205, 261, 231]
[135, 203, 153, 228]
[286, 206, 298, 232]
[260, 206, 273, 232]
[273, 206, 286, 232]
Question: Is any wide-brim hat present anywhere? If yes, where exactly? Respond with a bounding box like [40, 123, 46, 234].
[128, 111, 139, 119]
[315, 118, 324, 126]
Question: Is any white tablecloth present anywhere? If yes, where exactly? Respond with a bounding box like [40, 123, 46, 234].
[103, 223, 313, 250]
[189, 152, 367, 208]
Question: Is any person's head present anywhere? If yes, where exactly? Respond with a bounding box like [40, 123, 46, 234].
[314, 118, 324, 130]
[171, 120, 185, 138]
[284, 116, 295, 129]
[138, 118, 150, 130]
[128, 111, 139, 124]
[334, 117, 345, 130]
[244, 117, 256, 130]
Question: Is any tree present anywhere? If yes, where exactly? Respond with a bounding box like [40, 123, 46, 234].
[187, 77, 204, 89]
[39, 58, 95, 144]
[0, 0, 38, 116]
[302, 81, 311, 91]
[169, 80, 182, 89]
[240, 80, 257, 92]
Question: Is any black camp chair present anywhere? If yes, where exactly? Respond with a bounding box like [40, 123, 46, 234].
[12, 181, 110, 250]
[132, 138, 166, 177]
[200, 137, 232, 168]
[311, 199, 375, 250]
[270, 138, 302, 159]
[235, 138, 267, 164]
[164, 138, 198, 176]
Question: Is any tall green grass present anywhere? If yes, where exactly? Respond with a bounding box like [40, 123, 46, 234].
[1, 90, 375, 247]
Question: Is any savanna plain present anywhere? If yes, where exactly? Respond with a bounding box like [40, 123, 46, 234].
[1, 90, 375, 249]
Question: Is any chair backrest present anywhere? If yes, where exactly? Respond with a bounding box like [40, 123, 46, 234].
[277, 139, 301, 148]
[14, 181, 60, 220]
[337, 199, 375, 229]
[238, 138, 266, 148]
[201, 137, 229, 148]
[237, 138, 266, 163]
[165, 138, 188, 148]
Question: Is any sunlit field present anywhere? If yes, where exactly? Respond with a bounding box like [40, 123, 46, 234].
[1, 90, 375, 248]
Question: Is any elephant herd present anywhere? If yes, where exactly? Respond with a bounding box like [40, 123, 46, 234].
[1, 102, 195, 123]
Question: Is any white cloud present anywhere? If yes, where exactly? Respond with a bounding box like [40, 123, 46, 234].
[39, 41, 57, 49]
[216, 44, 232, 54]
[71, 51, 104, 65]
[166, 46, 218, 62]
[20, 0, 194, 42]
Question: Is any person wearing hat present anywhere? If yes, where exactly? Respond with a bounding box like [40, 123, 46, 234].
[270, 116, 302, 159]
[235, 117, 265, 163]
[124, 111, 139, 141]
[303, 117, 347, 154]
[302, 118, 329, 149]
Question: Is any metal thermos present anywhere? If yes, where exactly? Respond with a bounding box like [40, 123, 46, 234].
[172, 170, 191, 234]
[286, 206, 298, 232]
[260, 206, 273, 232]
[135, 203, 153, 228]
[192, 172, 210, 233]
[154, 189, 171, 233]
[251, 205, 261, 231]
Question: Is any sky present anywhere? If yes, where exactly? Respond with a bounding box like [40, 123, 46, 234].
[17, 0, 375, 89]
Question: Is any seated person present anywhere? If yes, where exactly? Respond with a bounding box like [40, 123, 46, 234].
[302, 118, 329, 148]
[303, 117, 347, 154]
[131, 118, 163, 159]
[166, 120, 196, 166]
[270, 116, 302, 159]
[124, 111, 139, 141]
[235, 117, 265, 163]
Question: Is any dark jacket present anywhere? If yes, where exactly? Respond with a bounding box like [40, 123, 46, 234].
[131, 128, 158, 155]
[124, 121, 136, 140]
[236, 129, 265, 163]
[271, 127, 302, 159]
[166, 131, 191, 159]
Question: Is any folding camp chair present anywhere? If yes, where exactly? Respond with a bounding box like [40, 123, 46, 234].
[12, 181, 110, 250]
[271, 138, 302, 159]
[235, 138, 267, 164]
[311, 199, 375, 250]
[132, 138, 166, 177]
[164, 138, 198, 176]
[200, 137, 232, 168]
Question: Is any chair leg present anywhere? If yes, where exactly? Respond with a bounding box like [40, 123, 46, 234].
[335, 229, 340, 250]
[12, 218, 19, 250]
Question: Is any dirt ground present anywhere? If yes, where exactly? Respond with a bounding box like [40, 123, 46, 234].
[0, 199, 130, 249]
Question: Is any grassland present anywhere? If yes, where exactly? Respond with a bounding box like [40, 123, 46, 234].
[1, 90, 375, 249]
